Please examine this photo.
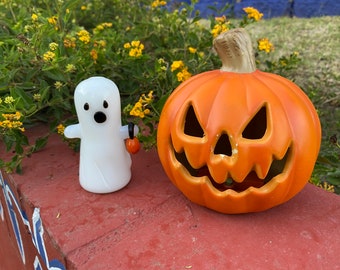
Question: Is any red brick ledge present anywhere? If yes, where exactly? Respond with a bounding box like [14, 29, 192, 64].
[1, 126, 340, 269]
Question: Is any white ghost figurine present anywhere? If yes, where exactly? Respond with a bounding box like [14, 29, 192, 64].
[64, 76, 138, 193]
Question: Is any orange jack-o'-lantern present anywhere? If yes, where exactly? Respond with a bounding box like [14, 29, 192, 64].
[157, 29, 321, 214]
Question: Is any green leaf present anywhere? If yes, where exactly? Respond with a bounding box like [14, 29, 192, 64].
[32, 136, 49, 152]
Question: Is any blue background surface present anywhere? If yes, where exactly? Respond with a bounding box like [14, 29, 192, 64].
[174, 0, 340, 18]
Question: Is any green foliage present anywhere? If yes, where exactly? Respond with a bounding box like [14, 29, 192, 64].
[310, 88, 340, 194]
[1, 0, 333, 197]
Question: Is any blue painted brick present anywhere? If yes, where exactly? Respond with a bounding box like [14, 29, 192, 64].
[169, 0, 340, 18]
[294, 0, 340, 17]
[233, 0, 292, 18]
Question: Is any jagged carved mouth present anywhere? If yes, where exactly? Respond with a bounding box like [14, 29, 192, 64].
[173, 147, 291, 192]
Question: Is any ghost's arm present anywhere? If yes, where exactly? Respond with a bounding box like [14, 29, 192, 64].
[64, 124, 82, 139]
[120, 124, 139, 140]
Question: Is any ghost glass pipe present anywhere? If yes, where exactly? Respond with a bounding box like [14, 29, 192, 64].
[64, 76, 138, 193]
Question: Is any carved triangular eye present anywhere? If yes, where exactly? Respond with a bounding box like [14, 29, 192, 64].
[242, 105, 267, 139]
[184, 105, 204, 137]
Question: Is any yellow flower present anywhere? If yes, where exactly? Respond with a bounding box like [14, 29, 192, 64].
[198, 52, 205, 58]
[141, 91, 154, 104]
[0, 112, 25, 132]
[43, 51, 55, 61]
[65, 64, 76, 73]
[4, 96, 15, 104]
[188, 47, 197, 53]
[81, 5, 87, 10]
[124, 42, 131, 49]
[2, 112, 21, 120]
[77, 30, 91, 44]
[176, 67, 191, 82]
[243, 7, 263, 21]
[318, 182, 335, 193]
[33, 93, 41, 101]
[129, 102, 145, 118]
[258, 38, 274, 53]
[63, 37, 76, 48]
[49, 42, 58, 51]
[56, 124, 65, 135]
[102, 22, 112, 28]
[170, 60, 184, 72]
[129, 91, 154, 119]
[129, 48, 141, 57]
[90, 49, 98, 62]
[211, 23, 229, 38]
[211, 16, 230, 38]
[171, 61, 191, 82]
[94, 22, 113, 33]
[47, 16, 59, 29]
[31, 13, 38, 21]
[215, 16, 226, 23]
[54, 81, 63, 89]
[151, 0, 167, 8]
[131, 40, 141, 47]
[96, 25, 104, 31]
[94, 40, 107, 48]
[48, 16, 58, 25]
[125, 40, 144, 58]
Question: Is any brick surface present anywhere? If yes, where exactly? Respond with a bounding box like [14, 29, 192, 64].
[1, 126, 340, 269]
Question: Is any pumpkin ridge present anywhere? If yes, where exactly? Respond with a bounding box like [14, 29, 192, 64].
[256, 71, 322, 142]
[246, 71, 293, 158]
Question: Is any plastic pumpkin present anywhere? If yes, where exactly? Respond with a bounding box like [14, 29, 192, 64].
[157, 29, 321, 214]
[125, 123, 141, 154]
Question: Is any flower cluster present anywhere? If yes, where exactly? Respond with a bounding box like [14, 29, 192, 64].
[258, 38, 274, 53]
[243, 7, 263, 21]
[47, 15, 59, 30]
[42, 42, 59, 62]
[1, 96, 15, 104]
[211, 16, 230, 38]
[43, 51, 56, 61]
[63, 36, 76, 48]
[31, 13, 38, 21]
[56, 124, 65, 135]
[151, 0, 167, 8]
[0, 112, 25, 132]
[93, 22, 113, 34]
[77, 29, 91, 44]
[318, 182, 335, 193]
[188, 47, 197, 54]
[171, 60, 192, 82]
[124, 40, 145, 58]
[129, 91, 154, 118]
[1, 1, 309, 175]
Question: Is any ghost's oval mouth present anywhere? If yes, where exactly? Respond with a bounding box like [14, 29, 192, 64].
[173, 146, 291, 192]
[94, 111, 107, 123]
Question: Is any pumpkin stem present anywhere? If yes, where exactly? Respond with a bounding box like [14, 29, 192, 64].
[213, 28, 256, 73]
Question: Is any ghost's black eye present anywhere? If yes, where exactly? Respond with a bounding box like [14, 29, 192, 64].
[103, 100, 108, 108]
[84, 103, 89, 111]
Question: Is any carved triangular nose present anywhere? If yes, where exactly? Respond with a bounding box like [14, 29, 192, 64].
[214, 133, 232, 156]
